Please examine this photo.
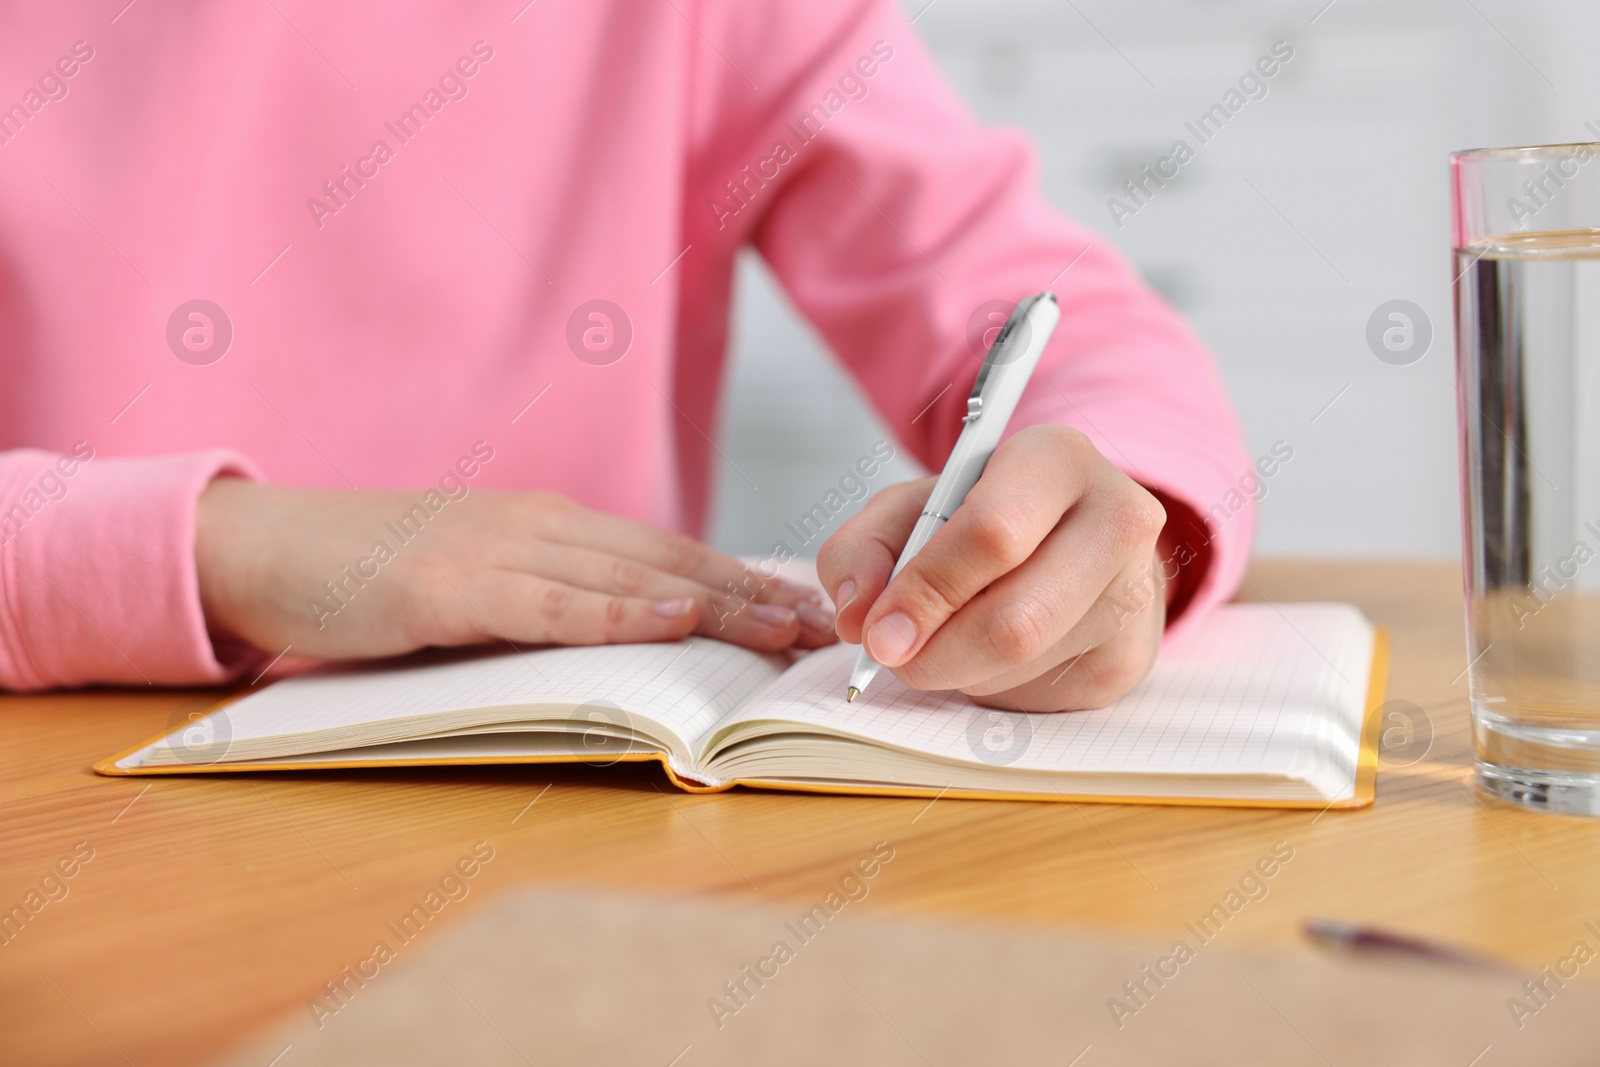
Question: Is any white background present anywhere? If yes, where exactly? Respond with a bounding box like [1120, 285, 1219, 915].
[707, 0, 1600, 561]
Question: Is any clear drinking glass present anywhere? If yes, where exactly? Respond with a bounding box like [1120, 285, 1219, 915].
[1453, 143, 1600, 813]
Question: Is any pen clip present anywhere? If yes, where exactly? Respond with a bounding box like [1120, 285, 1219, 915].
[965, 295, 1042, 424]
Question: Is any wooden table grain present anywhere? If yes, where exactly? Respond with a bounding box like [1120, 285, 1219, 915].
[4, 561, 1596, 1067]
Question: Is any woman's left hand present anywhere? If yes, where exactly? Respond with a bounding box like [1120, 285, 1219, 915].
[817, 424, 1171, 712]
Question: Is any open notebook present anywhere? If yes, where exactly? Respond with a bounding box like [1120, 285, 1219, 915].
[98, 603, 1386, 808]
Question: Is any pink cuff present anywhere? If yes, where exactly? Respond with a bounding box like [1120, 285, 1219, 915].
[0, 448, 264, 690]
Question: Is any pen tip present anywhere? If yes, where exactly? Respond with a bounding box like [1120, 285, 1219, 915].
[846, 687, 859, 703]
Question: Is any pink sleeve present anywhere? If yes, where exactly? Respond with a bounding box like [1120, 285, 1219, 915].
[698, 0, 1255, 630]
[0, 447, 265, 690]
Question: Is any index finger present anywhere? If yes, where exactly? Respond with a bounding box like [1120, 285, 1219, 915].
[816, 477, 933, 642]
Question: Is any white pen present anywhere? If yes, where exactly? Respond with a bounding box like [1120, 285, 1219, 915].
[846, 292, 1061, 702]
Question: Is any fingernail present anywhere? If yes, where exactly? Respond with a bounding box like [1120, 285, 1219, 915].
[866, 612, 917, 666]
[836, 580, 859, 610]
[653, 597, 695, 618]
[796, 600, 835, 632]
[750, 602, 798, 627]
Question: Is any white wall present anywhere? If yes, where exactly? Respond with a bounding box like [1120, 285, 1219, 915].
[709, 0, 1600, 559]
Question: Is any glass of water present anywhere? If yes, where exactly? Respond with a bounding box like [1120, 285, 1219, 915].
[1453, 143, 1600, 813]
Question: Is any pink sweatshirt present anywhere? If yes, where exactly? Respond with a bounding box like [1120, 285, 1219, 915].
[0, 0, 1253, 691]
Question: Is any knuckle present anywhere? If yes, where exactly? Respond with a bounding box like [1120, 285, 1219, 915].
[522, 490, 575, 534]
[536, 581, 575, 622]
[659, 531, 707, 577]
[1043, 422, 1090, 454]
[984, 603, 1048, 668]
[706, 593, 741, 631]
[600, 595, 632, 640]
[606, 557, 653, 596]
[965, 505, 1032, 569]
[900, 565, 962, 621]
[1136, 490, 1168, 532]
[1105, 493, 1166, 548]
[815, 538, 849, 585]
[1042, 423, 1091, 457]
[731, 566, 769, 602]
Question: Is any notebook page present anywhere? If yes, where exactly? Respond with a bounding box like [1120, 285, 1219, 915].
[130, 638, 784, 766]
[706, 604, 1373, 786]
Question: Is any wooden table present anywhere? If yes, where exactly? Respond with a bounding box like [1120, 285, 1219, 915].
[4, 560, 1597, 1067]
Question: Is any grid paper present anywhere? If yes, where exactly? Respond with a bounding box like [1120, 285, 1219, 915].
[714, 603, 1374, 778]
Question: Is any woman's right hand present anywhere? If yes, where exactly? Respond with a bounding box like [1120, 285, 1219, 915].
[193, 478, 836, 661]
